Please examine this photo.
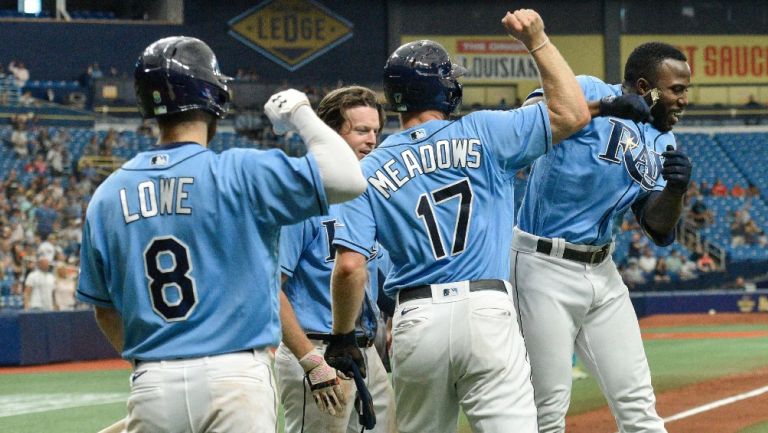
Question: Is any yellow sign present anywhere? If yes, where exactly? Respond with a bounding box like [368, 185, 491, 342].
[622, 35, 768, 84]
[229, 0, 353, 71]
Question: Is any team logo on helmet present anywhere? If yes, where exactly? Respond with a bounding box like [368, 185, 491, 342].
[152, 91, 162, 104]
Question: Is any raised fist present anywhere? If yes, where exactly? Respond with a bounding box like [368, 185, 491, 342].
[501, 9, 546, 51]
[263, 88, 311, 135]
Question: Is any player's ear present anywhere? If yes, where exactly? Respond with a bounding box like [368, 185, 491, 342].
[636, 78, 651, 95]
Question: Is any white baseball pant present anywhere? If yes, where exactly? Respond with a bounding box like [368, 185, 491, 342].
[274, 340, 397, 433]
[510, 227, 666, 433]
[127, 349, 277, 433]
[391, 280, 537, 433]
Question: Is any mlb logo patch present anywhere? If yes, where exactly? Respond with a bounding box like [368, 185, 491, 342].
[151, 154, 170, 166]
[442, 287, 459, 297]
[410, 129, 426, 141]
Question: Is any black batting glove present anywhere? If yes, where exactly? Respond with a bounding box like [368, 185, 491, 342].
[598, 94, 652, 123]
[324, 331, 366, 378]
[661, 145, 692, 195]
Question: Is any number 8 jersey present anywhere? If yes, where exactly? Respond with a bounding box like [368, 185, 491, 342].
[333, 103, 552, 298]
[77, 143, 329, 361]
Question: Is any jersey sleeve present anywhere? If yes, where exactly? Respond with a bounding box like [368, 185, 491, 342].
[237, 149, 329, 226]
[464, 102, 552, 172]
[526, 75, 606, 101]
[75, 217, 113, 308]
[332, 191, 377, 258]
[279, 221, 307, 278]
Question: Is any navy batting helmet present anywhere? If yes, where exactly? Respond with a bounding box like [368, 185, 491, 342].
[383, 40, 465, 115]
[135, 36, 231, 119]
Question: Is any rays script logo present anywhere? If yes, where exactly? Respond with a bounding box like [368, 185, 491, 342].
[597, 119, 662, 190]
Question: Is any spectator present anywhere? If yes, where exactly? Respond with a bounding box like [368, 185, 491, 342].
[696, 251, 718, 272]
[108, 65, 120, 77]
[665, 249, 683, 277]
[688, 197, 714, 228]
[731, 183, 746, 198]
[653, 257, 671, 283]
[731, 217, 747, 247]
[744, 220, 767, 247]
[23, 256, 55, 310]
[37, 233, 62, 262]
[711, 179, 728, 197]
[743, 95, 763, 125]
[699, 180, 712, 196]
[734, 276, 757, 292]
[621, 259, 646, 288]
[638, 248, 658, 276]
[8, 60, 30, 87]
[53, 264, 77, 310]
[679, 255, 698, 280]
[747, 182, 760, 198]
[627, 231, 648, 258]
[19, 91, 35, 107]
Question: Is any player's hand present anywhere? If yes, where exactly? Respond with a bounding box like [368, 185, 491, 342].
[263, 88, 311, 135]
[661, 145, 692, 195]
[598, 94, 652, 123]
[501, 9, 546, 52]
[324, 331, 367, 378]
[299, 348, 347, 416]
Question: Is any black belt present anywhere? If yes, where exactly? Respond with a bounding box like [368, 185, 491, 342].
[306, 332, 374, 347]
[536, 239, 610, 265]
[397, 279, 507, 304]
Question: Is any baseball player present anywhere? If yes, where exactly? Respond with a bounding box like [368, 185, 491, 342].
[511, 42, 692, 433]
[320, 10, 595, 433]
[275, 86, 396, 433]
[77, 36, 365, 433]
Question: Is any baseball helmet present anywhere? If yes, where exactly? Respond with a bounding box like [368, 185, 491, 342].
[383, 40, 466, 115]
[135, 36, 231, 119]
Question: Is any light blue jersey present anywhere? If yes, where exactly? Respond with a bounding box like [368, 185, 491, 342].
[279, 205, 389, 339]
[518, 76, 675, 246]
[77, 142, 328, 360]
[334, 103, 552, 297]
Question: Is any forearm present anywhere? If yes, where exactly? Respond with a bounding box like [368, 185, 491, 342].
[532, 41, 589, 143]
[330, 251, 368, 334]
[279, 290, 315, 359]
[292, 105, 366, 204]
[642, 190, 685, 245]
[94, 306, 124, 354]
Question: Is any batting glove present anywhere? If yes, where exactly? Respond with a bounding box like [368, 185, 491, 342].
[598, 94, 652, 123]
[661, 145, 692, 195]
[299, 348, 347, 416]
[264, 89, 311, 135]
[324, 331, 367, 378]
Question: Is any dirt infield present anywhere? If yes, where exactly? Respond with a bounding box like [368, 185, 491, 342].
[567, 313, 768, 433]
[0, 358, 130, 375]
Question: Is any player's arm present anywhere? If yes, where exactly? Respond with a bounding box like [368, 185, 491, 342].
[524, 95, 651, 122]
[502, 9, 589, 144]
[264, 89, 366, 204]
[633, 146, 691, 246]
[94, 305, 124, 353]
[279, 279, 347, 415]
[325, 246, 369, 377]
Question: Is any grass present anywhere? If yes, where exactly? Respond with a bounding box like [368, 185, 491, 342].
[1, 324, 766, 433]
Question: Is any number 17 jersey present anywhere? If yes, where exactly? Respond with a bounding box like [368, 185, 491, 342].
[333, 103, 552, 298]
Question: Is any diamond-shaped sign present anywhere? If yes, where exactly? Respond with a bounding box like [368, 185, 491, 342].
[228, 0, 354, 72]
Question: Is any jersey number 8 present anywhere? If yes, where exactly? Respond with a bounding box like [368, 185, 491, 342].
[144, 236, 198, 321]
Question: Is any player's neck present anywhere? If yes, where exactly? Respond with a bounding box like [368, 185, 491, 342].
[157, 121, 210, 147]
[401, 110, 446, 129]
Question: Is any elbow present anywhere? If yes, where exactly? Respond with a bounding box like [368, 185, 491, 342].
[326, 170, 367, 204]
[549, 104, 590, 139]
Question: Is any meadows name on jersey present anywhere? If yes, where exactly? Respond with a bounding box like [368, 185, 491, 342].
[120, 176, 195, 224]
[368, 136, 482, 199]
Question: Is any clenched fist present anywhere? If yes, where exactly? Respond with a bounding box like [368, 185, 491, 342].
[263, 88, 311, 135]
[502, 9, 547, 52]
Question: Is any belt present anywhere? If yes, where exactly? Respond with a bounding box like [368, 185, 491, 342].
[398, 279, 507, 304]
[305, 332, 374, 347]
[536, 239, 610, 265]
